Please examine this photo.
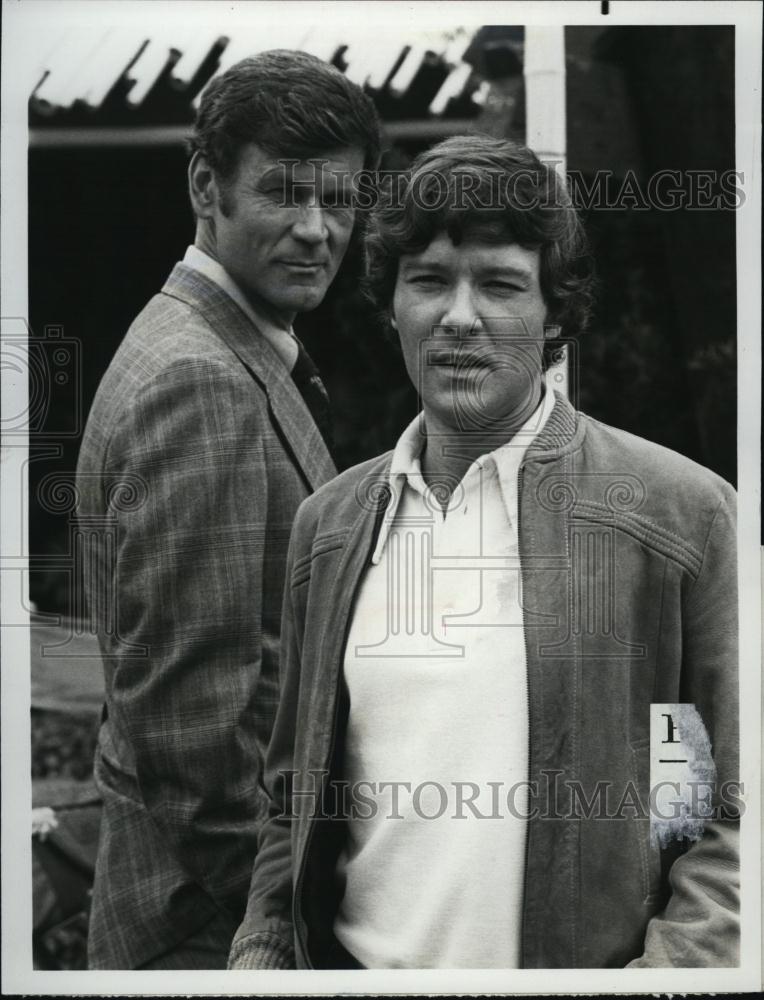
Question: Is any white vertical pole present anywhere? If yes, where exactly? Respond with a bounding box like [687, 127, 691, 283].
[524, 26, 570, 400]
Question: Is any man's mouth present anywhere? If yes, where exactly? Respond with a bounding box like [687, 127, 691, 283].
[427, 348, 498, 369]
[278, 260, 327, 271]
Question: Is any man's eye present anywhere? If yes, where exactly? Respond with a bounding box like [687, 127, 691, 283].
[485, 281, 522, 294]
[274, 185, 312, 204]
[410, 275, 445, 286]
[319, 188, 353, 210]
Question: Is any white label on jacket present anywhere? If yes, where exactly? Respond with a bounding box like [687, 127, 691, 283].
[650, 703, 716, 848]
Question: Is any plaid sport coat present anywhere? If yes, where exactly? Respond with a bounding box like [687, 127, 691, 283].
[76, 263, 336, 968]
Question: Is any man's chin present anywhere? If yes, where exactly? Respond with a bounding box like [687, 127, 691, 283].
[423, 387, 541, 436]
[281, 287, 328, 314]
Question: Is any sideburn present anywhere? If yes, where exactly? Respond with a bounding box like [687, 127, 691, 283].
[218, 188, 235, 218]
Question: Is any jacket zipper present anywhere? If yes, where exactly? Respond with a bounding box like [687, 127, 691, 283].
[293, 492, 389, 968]
[518, 462, 533, 968]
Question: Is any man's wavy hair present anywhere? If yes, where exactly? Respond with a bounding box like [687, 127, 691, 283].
[364, 135, 595, 369]
[188, 49, 381, 180]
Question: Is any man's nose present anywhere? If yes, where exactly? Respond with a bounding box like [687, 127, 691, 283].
[440, 284, 485, 337]
[291, 203, 329, 244]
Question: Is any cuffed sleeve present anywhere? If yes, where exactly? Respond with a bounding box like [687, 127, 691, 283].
[228, 930, 296, 969]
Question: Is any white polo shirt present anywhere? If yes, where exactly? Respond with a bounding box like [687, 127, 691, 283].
[334, 389, 555, 969]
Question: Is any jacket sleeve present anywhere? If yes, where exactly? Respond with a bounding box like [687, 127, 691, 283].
[101, 356, 276, 921]
[628, 483, 740, 967]
[227, 518, 309, 969]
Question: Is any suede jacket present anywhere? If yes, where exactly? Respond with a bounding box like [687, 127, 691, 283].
[229, 393, 739, 970]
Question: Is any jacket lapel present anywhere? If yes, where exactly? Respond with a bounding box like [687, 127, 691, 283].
[161, 263, 336, 491]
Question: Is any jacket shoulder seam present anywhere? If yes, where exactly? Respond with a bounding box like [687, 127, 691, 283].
[687, 491, 734, 599]
[572, 500, 703, 577]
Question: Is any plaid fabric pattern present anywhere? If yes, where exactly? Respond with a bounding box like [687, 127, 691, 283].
[76, 264, 336, 968]
[135, 907, 240, 969]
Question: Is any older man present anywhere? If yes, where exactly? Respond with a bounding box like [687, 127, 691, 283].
[77, 50, 380, 969]
[230, 135, 739, 969]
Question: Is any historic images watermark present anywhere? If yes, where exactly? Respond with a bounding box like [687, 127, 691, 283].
[271, 160, 746, 212]
[271, 768, 745, 824]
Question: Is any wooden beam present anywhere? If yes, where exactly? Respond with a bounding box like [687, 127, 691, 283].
[29, 118, 480, 150]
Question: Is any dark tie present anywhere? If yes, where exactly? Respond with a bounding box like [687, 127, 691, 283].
[290, 338, 334, 455]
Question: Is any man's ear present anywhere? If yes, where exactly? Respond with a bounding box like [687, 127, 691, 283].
[188, 151, 218, 219]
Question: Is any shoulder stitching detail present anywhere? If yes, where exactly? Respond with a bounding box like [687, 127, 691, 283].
[571, 500, 703, 577]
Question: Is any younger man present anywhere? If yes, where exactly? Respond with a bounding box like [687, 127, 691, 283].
[231, 136, 739, 969]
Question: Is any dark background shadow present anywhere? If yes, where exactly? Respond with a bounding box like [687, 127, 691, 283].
[28, 25, 738, 613]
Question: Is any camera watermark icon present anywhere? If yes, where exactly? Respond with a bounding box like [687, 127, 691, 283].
[1, 460, 149, 654]
[1, 318, 82, 437]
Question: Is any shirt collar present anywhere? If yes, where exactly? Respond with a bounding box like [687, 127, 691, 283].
[182, 245, 298, 371]
[371, 387, 556, 565]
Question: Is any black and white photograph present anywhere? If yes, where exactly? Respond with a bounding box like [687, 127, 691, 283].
[1, 0, 761, 994]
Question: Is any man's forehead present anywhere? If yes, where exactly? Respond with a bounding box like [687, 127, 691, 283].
[237, 141, 364, 179]
[401, 234, 541, 271]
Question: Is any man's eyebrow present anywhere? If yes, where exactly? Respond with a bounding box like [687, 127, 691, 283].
[399, 256, 449, 272]
[479, 264, 532, 281]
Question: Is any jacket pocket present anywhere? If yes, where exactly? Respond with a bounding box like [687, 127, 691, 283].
[629, 737, 664, 905]
[292, 530, 349, 587]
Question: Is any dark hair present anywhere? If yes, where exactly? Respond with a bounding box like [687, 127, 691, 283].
[189, 49, 382, 179]
[364, 135, 595, 369]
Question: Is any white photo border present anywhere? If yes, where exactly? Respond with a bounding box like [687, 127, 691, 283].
[2, 0, 761, 993]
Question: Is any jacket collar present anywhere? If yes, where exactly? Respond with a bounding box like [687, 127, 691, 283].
[370, 388, 559, 564]
[363, 390, 583, 562]
[525, 389, 583, 460]
[374, 391, 582, 498]
[161, 262, 336, 491]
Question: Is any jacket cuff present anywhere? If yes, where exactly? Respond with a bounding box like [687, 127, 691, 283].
[228, 931, 296, 970]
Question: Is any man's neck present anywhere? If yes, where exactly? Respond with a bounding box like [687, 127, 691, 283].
[420, 383, 545, 508]
[192, 234, 295, 330]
